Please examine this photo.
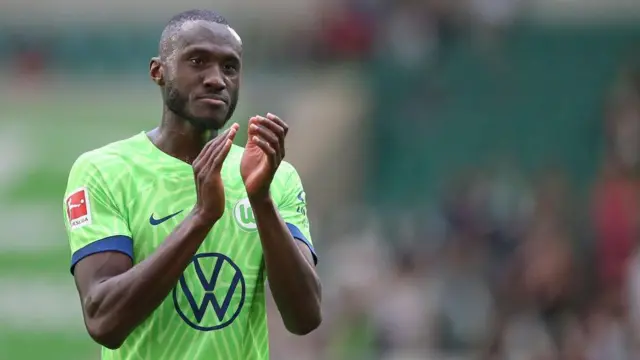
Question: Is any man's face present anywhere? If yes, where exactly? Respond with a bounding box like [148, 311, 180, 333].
[156, 21, 242, 130]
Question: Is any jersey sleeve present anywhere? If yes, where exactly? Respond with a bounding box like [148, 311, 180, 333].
[278, 165, 317, 265]
[63, 154, 133, 274]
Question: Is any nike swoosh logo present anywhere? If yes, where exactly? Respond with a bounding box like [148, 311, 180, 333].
[149, 210, 184, 226]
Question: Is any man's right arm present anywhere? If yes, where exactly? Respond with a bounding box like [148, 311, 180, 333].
[73, 210, 214, 349]
[64, 156, 214, 350]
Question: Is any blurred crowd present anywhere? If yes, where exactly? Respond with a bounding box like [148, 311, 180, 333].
[265, 69, 640, 360]
[272, 0, 640, 357]
[4, 0, 524, 74]
[316, 0, 522, 65]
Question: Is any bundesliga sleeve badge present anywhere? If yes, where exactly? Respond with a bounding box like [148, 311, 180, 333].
[66, 187, 92, 230]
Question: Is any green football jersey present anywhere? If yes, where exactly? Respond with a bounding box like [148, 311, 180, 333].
[63, 132, 315, 360]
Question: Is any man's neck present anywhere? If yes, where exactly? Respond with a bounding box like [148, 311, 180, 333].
[149, 111, 218, 164]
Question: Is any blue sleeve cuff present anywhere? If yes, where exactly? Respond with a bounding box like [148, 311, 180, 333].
[70, 235, 134, 274]
[286, 223, 318, 265]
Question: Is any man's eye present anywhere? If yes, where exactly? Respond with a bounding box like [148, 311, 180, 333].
[190, 58, 204, 65]
[224, 64, 238, 72]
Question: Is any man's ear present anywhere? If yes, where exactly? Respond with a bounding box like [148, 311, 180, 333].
[150, 57, 164, 86]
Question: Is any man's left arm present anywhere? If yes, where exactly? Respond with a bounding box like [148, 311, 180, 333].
[250, 167, 321, 335]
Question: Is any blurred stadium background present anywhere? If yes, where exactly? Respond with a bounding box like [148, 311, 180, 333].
[2, 0, 640, 359]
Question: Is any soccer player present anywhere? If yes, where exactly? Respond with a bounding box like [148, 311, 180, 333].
[62, 10, 321, 360]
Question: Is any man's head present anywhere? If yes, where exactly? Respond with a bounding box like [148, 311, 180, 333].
[151, 10, 243, 130]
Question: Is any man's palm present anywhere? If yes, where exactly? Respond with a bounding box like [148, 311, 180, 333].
[241, 114, 288, 199]
[241, 140, 271, 197]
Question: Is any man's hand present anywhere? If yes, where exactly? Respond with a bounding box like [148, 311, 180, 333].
[240, 114, 321, 335]
[241, 114, 288, 200]
[193, 123, 239, 222]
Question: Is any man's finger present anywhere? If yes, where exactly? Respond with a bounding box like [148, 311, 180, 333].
[211, 124, 238, 149]
[213, 139, 234, 170]
[194, 129, 227, 168]
[194, 131, 223, 161]
[198, 128, 231, 157]
[266, 113, 289, 137]
[255, 116, 285, 155]
[249, 123, 279, 150]
[256, 116, 285, 140]
[252, 136, 278, 165]
[227, 122, 240, 134]
[208, 127, 238, 170]
[194, 128, 231, 168]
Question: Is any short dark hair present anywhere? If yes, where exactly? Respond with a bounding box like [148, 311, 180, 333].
[159, 9, 229, 59]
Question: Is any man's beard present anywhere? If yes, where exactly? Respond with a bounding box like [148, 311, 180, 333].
[163, 83, 236, 130]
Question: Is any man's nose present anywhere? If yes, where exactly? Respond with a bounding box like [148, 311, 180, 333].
[203, 66, 226, 91]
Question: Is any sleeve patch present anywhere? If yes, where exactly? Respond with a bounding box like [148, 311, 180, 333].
[70, 235, 134, 274]
[65, 186, 92, 230]
[286, 223, 318, 265]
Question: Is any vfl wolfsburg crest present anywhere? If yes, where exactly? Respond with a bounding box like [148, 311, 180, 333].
[233, 198, 256, 231]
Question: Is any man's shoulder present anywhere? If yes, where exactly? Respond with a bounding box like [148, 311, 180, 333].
[72, 132, 147, 172]
[275, 160, 298, 183]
